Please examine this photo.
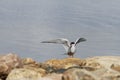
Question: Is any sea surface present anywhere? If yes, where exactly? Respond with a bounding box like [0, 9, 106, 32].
[0, 0, 120, 61]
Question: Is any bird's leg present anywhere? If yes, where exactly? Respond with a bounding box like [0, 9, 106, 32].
[71, 55, 74, 58]
[69, 55, 74, 58]
[68, 55, 72, 58]
[68, 52, 74, 58]
[68, 55, 71, 58]
[70, 54, 74, 58]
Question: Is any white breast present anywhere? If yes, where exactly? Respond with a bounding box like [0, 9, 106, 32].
[68, 44, 76, 53]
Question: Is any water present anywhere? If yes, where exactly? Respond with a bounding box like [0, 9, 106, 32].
[0, 0, 120, 62]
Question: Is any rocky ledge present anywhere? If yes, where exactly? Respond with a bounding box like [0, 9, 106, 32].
[0, 53, 120, 80]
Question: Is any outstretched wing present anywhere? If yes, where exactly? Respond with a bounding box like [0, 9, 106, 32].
[75, 38, 86, 45]
[41, 38, 70, 51]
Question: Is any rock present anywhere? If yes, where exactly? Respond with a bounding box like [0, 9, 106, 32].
[38, 77, 53, 80]
[62, 67, 120, 80]
[45, 73, 62, 80]
[111, 64, 120, 72]
[7, 57, 48, 80]
[44, 58, 85, 69]
[85, 56, 120, 69]
[22, 58, 36, 65]
[1, 53, 120, 80]
[25, 67, 47, 77]
[6, 68, 45, 80]
[21, 58, 47, 76]
[91, 68, 120, 80]
[38, 63, 54, 73]
[43, 58, 96, 73]
[0, 53, 22, 80]
[62, 68, 96, 80]
[84, 56, 120, 80]
[84, 58, 102, 69]
[22, 58, 40, 68]
[61, 56, 120, 80]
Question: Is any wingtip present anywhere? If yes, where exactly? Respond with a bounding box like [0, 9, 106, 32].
[41, 41, 46, 43]
[80, 38, 87, 41]
[41, 41, 52, 43]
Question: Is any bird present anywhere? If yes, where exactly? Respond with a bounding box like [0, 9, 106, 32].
[41, 38, 86, 57]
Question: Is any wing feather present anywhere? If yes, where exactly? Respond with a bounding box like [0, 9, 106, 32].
[75, 38, 86, 45]
[41, 38, 70, 51]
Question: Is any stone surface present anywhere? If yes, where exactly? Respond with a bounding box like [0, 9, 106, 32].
[22, 58, 40, 68]
[6, 69, 61, 80]
[6, 57, 47, 80]
[6, 68, 43, 80]
[85, 56, 120, 69]
[62, 67, 120, 80]
[61, 56, 120, 80]
[0, 53, 22, 80]
[85, 56, 120, 80]
[45, 73, 62, 80]
[44, 58, 85, 69]
[0, 53, 22, 73]
[62, 68, 96, 80]
[111, 64, 120, 72]
[1, 53, 120, 80]
[22, 58, 36, 65]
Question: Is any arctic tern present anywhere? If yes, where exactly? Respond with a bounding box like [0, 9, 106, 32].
[41, 38, 86, 57]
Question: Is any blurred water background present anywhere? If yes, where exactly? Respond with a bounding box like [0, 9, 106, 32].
[0, 0, 120, 61]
